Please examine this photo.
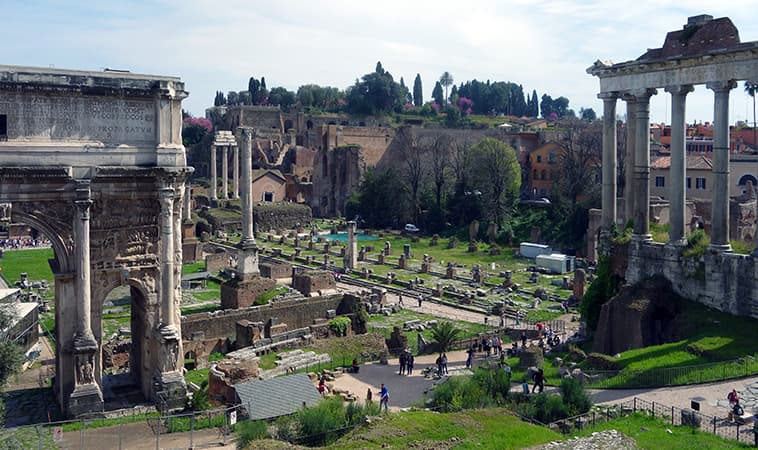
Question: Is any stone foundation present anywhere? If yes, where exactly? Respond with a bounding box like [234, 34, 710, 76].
[220, 276, 277, 309]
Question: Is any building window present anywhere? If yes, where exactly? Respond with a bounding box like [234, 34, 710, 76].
[548, 151, 556, 164]
[655, 176, 665, 187]
[541, 169, 547, 180]
[686, 177, 691, 189]
[696, 177, 707, 189]
[536, 155, 542, 163]
[264, 192, 274, 202]
[0, 114, 6, 141]
[533, 169, 538, 180]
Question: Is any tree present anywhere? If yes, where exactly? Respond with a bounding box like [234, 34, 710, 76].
[397, 127, 426, 224]
[432, 81, 444, 106]
[413, 74, 423, 107]
[346, 63, 405, 115]
[746, 81, 758, 151]
[430, 321, 462, 353]
[268, 87, 296, 111]
[468, 138, 521, 227]
[440, 71, 454, 103]
[345, 169, 408, 228]
[213, 91, 226, 106]
[0, 304, 23, 424]
[580, 107, 597, 121]
[247, 77, 260, 105]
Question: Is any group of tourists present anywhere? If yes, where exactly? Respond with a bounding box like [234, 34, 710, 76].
[435, 353, 449, 376]
[0, 237, 49, 249]
[398, 350, 414, 375]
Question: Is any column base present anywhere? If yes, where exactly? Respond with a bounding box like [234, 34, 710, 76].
[158, 323, 179, 341]
[236, 243, 260, 280]
[708, 243, 732, 253]
[631, 233, 653, 242]
[72, 333, 98, 352]
[667, 237, 688, 247]
[153, 371, 187, 413]
[68, 383, 104, 417]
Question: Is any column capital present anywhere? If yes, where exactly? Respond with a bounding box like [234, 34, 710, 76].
[597, 92, 619, 101]
[706, 80, 737, 92]
[664, 84, 694, 95]
[625, 88, 658, 102]
[238, 127, 257, 142]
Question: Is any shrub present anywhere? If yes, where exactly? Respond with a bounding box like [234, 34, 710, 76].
[296, 398, 346, 446]
[585, 353, 621, 370]
[236, 420, 269, 448]
[529, 393, 568, 423]
[328, 317, 352, 337]
[580, 256, 620, 331]
[682, 229, 709, 258]
[560, 378, 592, 416]
[189, 389, 210, 411]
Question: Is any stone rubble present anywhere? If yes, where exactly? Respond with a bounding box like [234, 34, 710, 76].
[539, 430, 637, 449]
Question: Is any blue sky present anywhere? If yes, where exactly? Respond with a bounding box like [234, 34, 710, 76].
[2, 1, 758, 124]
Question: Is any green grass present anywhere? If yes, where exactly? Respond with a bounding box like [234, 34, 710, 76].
[576, 413, 752, 449]
[182, 260, 206, 274]
[184, 368, 210, 387]
[0, 247, 55, 298]
[324, 408, 562, 450]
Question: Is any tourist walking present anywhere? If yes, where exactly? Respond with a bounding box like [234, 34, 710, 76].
[399, 352, 407, 375]
[366, 387, 373, 405]
[532, 368, 545, 393]
[379, 383, 389, 412]
[398, 294, 404, 307]
[521, 331, 527, 348]
[407, 354, 414, 375]
[417, 294, 423, 308]
[441, 353, 448, 375]
[466, 345, 474, 369]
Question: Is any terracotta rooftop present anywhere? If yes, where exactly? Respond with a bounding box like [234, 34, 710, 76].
[650, 155, 713, 170]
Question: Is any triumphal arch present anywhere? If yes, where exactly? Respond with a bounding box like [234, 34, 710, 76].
[0, 65, 189, 416]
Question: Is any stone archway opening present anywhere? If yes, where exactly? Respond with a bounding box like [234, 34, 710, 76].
[184, 351, 197, 370]
[99, 282, 151, 410]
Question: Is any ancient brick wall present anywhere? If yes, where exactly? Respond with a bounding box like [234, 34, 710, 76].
[253, 203, 312, 232]
[181, 295, 345, 343]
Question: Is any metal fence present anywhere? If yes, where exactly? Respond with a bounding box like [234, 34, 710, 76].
[584, 355, 758, 389]
[0, 405, 243, 450]
[548, 397, 758, 446]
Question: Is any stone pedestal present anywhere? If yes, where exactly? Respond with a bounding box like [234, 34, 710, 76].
[221, 276, 276, 309]
[182, 222, 202, 263]
[68, 383, 104, 417]
[153, 370, 187, 412]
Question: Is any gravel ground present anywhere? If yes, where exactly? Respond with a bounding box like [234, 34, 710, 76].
[538, 430, 638, 449]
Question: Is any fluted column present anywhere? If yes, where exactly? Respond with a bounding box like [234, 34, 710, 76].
[159, 187, 177, 333]
[666, 85, 693, 245]
[233, 144, 240, 199]
[210, 146, 218, 201]
[222, 145, 229, 199]
[707, 80, 737, 251]
[73, 181, 96, 350]
[237, 128, 259, 278]
[599, 93, 618, 250]
[624, 98, 637, 224]
[632, 88, 657, 240]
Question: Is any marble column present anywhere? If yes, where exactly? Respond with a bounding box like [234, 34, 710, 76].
[210, 146, 218, 201]
[158, 187, 177, 334]
[182, 182, 191, 222]
[73, 182, 96, 350]
[222, 145, 229, 199]
[632, 89, 656, 240]
[233, 144, 240, 199]
[707, 80, 737, 251]
[666, 85, 693, 245]
[344, 221, 357, 269]
[624, 98, 637, 225]
[599, 93, 618, 244]
[237, 128, 259, 278]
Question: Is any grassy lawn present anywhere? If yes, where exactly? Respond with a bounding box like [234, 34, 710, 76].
[368, 309, 496, 355]
[184, 367, 210, 387]
[576, 413, 752, 449]
[182, 260, 206, 274]
[325, 408, 562, 450]
[0, 247, 55, 298]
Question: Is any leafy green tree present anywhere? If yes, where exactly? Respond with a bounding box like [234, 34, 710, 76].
[468, 138, 521, 227]
[346, 62, 405, 115]
[345, 168, 408, 228]
[0, 304, 24, 424]
[226, 91, 239, 105]
[529, 89, 539, 117]
[213, 91, 226, 106]
[746, 81, 758, 150]
[247, 77, 260, 105]
[432, 81, 444, 106]
[413, 74, 423, 107]
[580, 256, 620, 331]
[430, 321, 462, 353]
[540, 94, 555, 118]
[268, 87, 296, 111]
[580, 107, 597, 121]
[440, 71, 454, 103]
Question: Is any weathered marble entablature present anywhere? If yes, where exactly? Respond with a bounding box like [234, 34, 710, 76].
[0, 65, 188, 168]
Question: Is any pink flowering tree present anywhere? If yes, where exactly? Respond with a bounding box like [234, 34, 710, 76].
[457, 97, 474, 116]
[182, 116, 213, 147]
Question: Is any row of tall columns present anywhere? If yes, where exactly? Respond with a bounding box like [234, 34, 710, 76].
[600, 81, 736, 252]
[209, 145, 240, 201]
